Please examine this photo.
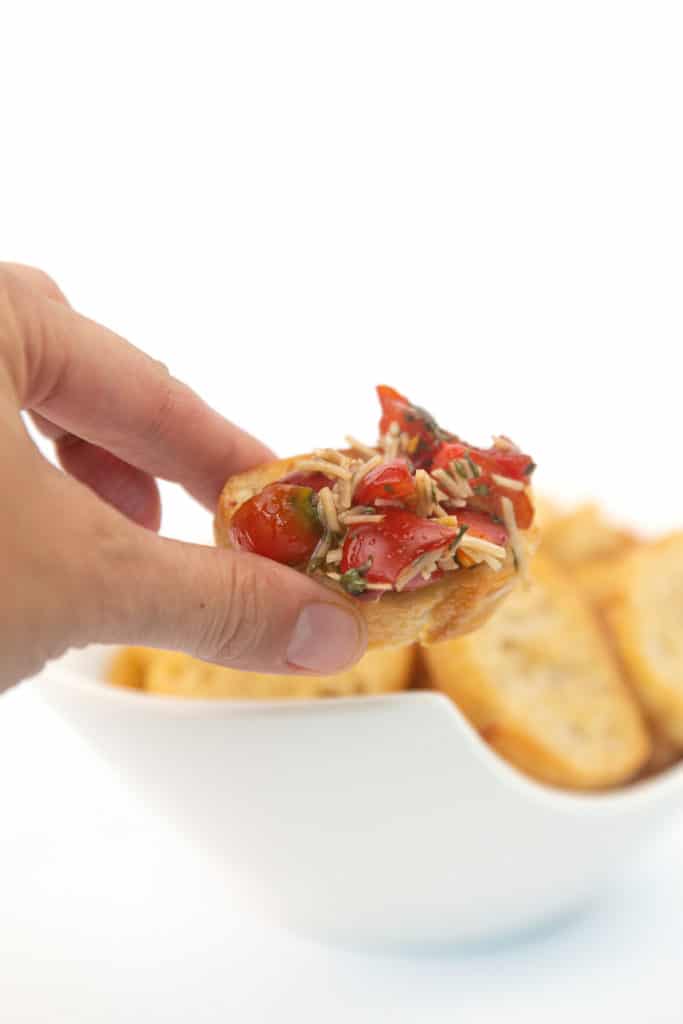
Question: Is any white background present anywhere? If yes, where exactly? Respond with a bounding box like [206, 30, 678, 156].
[2, 2, 683, 1021]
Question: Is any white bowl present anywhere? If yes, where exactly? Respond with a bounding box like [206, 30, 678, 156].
[31, 645, 683, 949]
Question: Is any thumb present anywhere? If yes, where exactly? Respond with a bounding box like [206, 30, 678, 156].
[79, 521, 368, 676]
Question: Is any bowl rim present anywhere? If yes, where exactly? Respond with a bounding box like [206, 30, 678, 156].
[33, 656, 683, 819]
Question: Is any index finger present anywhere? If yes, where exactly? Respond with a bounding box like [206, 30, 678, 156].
[1, 265, 273, 509]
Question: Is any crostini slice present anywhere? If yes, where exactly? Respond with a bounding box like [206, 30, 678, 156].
[215, 386, 537, 648]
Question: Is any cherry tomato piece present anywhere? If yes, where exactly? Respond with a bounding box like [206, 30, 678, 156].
[281, 470, 334, 492]
[431, 442, 467, 472]
[468, 446, 534, 481]
[463, 474, 535, 530]
[432, 441, 533, 482]
[456, 508, 508, 547]
[354, 458, 416, 506]
[376, 385, 444, 468]
[230, 484, 322, 566]
[341, 509, 457, 588]
[497, 487, 534, 529]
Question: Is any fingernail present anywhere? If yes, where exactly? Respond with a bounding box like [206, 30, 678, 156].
[286, 603, 365, 673]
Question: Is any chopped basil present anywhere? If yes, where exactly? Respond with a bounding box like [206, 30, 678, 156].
[524, 461, 537, 476]
[453, 460, 468, 480]
[294, 487, 325, 532]
[451, 524, 469, 552]
[339, 558, 373, 596]
[473, 483, 489, 496]
[465, 454, 481, 478]
[404, 403, 454, 444]
[306, 529, 332, 574]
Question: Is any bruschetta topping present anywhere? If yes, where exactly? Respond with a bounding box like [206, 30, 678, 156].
[228, 387, 536, 597]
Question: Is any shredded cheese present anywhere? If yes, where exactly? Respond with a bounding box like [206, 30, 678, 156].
[313, 448, 351, 466]
[297, 459, 351, 480]
[340, 513, 386, 525]
[492, 435, 520, 453]
[491, 473, 524, 492]
[394, 548, 447, 592]
[481, 555, 504, 572]
[375, 498, 404, 508]
[350, 453, 383, 493]
[344, 436, 379, 459]
[333, 476, 352, 511]
[500, 495, 527, 580]
[432, 468, 473, 501]
[309, 530, 332, 567]
[318, 486, 340, 534]
[415, 469, 433, 518]
[459, 535, 507, 559]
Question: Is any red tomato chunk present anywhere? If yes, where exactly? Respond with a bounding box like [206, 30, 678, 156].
[354, 458, 415, 505]
[281, 470, 334, 491]
[230, 484, 322, 566]
[376, 385, 443, 468]
[341, 509, 457, 588]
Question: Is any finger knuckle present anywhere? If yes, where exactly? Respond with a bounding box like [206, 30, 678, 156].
[199, 555, 270, 665]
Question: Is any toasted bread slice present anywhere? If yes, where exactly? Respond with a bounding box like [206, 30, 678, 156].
[539, 502, 638, 569]
[108, 645, 415, 700]
[108, 646, 156, 690]
[602, 534, 683, 750]
[421, 555, 651, 790]
[538, 500, 641, 608]
[215, 454, 535, 648]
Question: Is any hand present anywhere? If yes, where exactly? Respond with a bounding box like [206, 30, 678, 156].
[0, 264, 366, 692]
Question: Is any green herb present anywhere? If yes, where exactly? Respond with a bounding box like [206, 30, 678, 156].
[451, 524, 469, 551]
[473, 483, 489, 496]
[524, 461, 537, 476]
[306, 529, 332, 574]
[293, 487, 325, 532]
[339, 558, 373, 596]
[404, 403, 453, 444]
[383, 484, 395, 495]
[465, 453, 481, 478]
[453, 460, 468, 480]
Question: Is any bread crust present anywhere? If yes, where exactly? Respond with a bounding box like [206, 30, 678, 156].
[110, 644, 416, 700]
[215, 454, 532, 648]
[601, 533, 683, 750]
[421, 555, 651, 790]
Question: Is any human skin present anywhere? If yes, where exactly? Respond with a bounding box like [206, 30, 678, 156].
[0, 264, 366, 692]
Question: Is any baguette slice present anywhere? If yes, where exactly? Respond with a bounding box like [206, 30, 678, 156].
[109, 645, 415, 700]
[601, 534, 683, 750]
[538, 500, 641, 607]
[215, 454, 534, 649]
[421, 555, 651, 790]
[108, 646, 156, 690]
[539, 502, 638, 567]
